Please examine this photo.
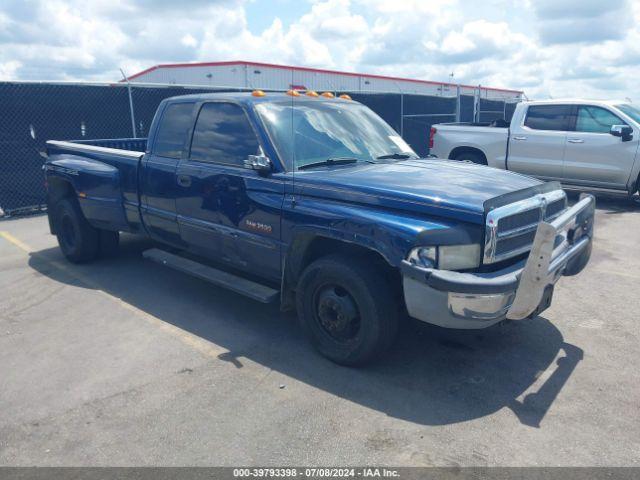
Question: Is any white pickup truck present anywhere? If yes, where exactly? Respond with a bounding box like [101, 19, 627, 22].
[430, 99, 640, 196]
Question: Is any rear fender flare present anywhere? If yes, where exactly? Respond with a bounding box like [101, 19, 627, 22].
[45, 155, 128, 230]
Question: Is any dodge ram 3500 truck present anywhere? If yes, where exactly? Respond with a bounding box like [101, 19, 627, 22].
[430, 99, 640, 196]
[45, 92, 595, 365]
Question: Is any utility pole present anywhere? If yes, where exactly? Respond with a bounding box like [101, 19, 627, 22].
[450, 72, 461, 122]
[120, 68, 137, 138]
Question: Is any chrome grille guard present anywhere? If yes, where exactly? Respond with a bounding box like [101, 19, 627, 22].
[506, 193, 595, 320]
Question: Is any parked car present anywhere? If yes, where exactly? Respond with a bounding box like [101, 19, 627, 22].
[430, 99, 640, 196]
[44, 92, 595, 365]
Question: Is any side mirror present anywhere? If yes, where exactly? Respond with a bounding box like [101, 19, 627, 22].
[610, 124, 633, 142]
[244, 154, 272, 175]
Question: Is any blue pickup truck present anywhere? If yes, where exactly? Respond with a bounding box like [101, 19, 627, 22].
[44, 91, 595, 365]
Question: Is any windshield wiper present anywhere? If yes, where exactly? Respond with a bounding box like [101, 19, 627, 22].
[376, 152, 416, 160]
[298, 157, 362, 170]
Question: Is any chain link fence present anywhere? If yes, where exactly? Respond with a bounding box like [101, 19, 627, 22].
[0, 81, 519, 216]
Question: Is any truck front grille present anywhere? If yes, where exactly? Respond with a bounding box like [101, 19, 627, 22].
[494, 229, 537, 256]
[484, 190, 567, 264]
[545, 197, 566, 219]
[496, 208, 540, 235]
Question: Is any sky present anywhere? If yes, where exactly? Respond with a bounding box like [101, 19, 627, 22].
[0, 0, 638, 100]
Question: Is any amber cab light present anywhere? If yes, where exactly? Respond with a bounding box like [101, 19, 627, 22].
[321, 92, 335, 98]
[252, 90, 266, 97]
[306, 90, 319, 97]
[286, 89, 301, 97]
[338, 94, 352, 100]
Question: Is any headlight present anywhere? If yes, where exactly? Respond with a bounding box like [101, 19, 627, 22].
[407, 244, 481, 271]
[407, 246, 437, 268]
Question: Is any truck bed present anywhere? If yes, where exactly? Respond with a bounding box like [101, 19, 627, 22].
[438, 120, 510, 128]
[72, 138, 147, 152]
[45, 138, 148, 234]
[430, 123, 509, 168]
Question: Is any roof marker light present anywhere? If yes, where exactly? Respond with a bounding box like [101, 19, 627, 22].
[286, 89, 301, 97]
[306, 90, 319, 97]
[252, 90, 266, 97]
[339, 94, 352, 100]
[321, 92, 335, 98]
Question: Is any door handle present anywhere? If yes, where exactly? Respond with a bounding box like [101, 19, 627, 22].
[512, 135, 527, 141]
[177, 175, 192, 187]
[568, 138, 584, 143]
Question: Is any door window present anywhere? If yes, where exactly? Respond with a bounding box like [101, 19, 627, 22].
[153, 102, 195, 158]
[524, 105, 573, 131]
[615, 103, 640, 123]
[190, 102, 260, 166]
[576, 106, 625, 133]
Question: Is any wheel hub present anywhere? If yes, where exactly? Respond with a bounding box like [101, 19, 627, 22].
[316, 286, 359, 341]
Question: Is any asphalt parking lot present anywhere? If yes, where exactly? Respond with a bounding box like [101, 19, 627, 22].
[1, 195, 639, 466]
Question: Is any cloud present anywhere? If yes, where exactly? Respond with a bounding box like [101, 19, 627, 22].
[436, 20, 531, 63]
[536, 12, 631, 45]
[0, 59, 20, 78]
[0, 0, 638, 101]
[127, 0, 236, 9]
[533, 0, 627, 19]
[533, 0, 631, 45]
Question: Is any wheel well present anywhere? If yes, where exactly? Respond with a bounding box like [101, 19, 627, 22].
[280, 236, 400, 311]
[47, 177, 75, 204]
[449, 146, 487, 164]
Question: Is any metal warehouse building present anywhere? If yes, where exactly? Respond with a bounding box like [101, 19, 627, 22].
[125, 60, 523, 100]
[0, 63, 524, 215]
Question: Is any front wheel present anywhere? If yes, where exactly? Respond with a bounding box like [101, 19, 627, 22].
[296, 254, 398, 366]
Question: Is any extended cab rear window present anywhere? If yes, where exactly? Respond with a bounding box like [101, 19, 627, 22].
[153, 102, 195, 158]
[524, 105, 573, 131]
[189, 102, 260, 166]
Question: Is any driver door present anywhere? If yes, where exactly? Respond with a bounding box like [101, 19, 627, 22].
[562, 104, 639, 189]
[175, 101, 284, 281]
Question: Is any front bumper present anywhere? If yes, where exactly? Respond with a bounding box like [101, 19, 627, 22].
[401, 194, 595, 329]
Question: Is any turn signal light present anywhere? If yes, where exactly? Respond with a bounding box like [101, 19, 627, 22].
[252, 90, 266, 97]
[339, 94, 352, 100]
[286, 89, 301, 97]
[306, 90, 319, 97]
[321, 92, 334, 98]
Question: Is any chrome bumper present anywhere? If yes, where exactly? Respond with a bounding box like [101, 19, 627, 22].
[401, 194, 595, 329]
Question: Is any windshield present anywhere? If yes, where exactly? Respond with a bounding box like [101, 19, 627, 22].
[255, 100, 418, 170]
[615, 103, 640, 124]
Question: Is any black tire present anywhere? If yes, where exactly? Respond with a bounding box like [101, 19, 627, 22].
[99, 229, 120, 257]
[54, 198, 100, 263]
[296, 254, 398, 366]
[453, 151, 486, 165]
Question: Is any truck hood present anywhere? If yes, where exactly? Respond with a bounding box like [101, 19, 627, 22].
[294, 159, 543, 224]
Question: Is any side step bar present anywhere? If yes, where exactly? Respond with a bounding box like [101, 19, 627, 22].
[142, 248, 279, 304]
